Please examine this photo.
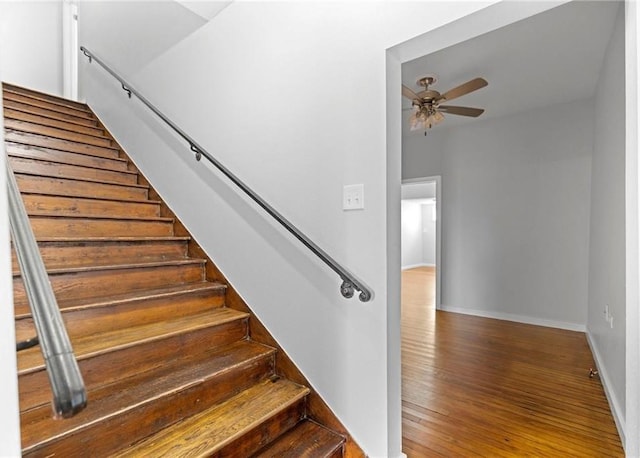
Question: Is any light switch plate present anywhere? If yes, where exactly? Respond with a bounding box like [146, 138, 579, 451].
[343, 184, 364, 210]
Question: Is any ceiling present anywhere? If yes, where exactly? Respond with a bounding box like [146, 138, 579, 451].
[401, 1, 621, 136]
[176, 1, 232, 21]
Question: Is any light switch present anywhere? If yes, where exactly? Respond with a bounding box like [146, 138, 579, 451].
[343, 184, 364, 210]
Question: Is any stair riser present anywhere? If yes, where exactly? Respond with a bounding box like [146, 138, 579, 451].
[4, 107, 104, 137]
[13, 263, 205, 306]
[20, 194, 160, 219]
[12, 240, 188, 276]
[6, 143, 128, 172]
[16, 174, 149, 201]
[3, 92, 94, 120]
[3, 99, 98, 128]
[3, 85, 92, 113]
[5, 119, 113, 148]
[216, 400, 307, 458]
[5, 131, 119, 159]
[9, 156, 137, 184]
[19, 318, 251, 413]
[28, 217, 173, 238]
[16, 287, 225, 340]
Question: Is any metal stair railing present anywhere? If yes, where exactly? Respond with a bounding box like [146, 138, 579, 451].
[80, 46, 373, 302]
[6, 160, 87, 418]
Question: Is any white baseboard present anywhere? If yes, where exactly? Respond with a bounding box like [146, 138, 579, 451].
[586, 331, 626, 449]
[440, 305, 586, 332]
[401, 263, 435, 270]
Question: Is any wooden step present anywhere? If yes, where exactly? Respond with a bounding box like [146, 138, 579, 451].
[253, 420, 346, 458]
[19, 193, 160, 218]
[9, 155, 138, 184]
[4, 107, 104, 137]
[18, 308, 250, 412]
[3, 90, 94, 121]
[3, 83, 91, 113]
[15, 281, 227, 341]
[6, 142, 129, 172]
[13, 258, 205, 306]
[15, 174, 149, 201]
[3, 98, 98, 128]
[11, 237, 190, 273]
[114, 378, 310, 457]
[5, 130, 120, 159]
[27, 214, 173, 237]
[5, 119, 113, 148]
[21, 341, 276, 457]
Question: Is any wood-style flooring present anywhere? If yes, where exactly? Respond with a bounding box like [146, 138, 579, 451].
[401, 266, 623, 457]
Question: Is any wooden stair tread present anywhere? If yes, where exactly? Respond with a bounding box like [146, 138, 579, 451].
[21, 340, 276, 453]
[26, 212, 172, 222]
[10, 157, 138, 186]
[4, 107, 104, 137]
[115, 378, 310, 457]
[16, 169, 149, 190]
[253, 420, 345, 457]
[3, 84, 91, 113]
[14, 281, 225, 319]
[6, 142, 129, 171]
[2, 91, 95, 121]
[31, 235, 190, 243]
[19, 192, 161, 207]
[13, 257, 205, 277]
[5, 119, 113, 148]
[9, 154, 138, 176]
[5, 130, 121, 159]
[2, 99, 99, 128]
[17, 308, 249, 374]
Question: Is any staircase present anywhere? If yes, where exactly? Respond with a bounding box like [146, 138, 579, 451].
[5, 83, 360, 457]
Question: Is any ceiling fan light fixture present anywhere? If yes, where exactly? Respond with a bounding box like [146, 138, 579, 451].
[402, 75, 488, 131]
[410, 105, 444, 130]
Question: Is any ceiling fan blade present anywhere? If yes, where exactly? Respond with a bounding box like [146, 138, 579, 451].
[438, 105, 485, 117]
[437, 78, 488, 103]
[402, 85, 420, 100]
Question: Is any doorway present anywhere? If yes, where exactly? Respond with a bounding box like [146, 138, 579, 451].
[401, 176, 441, 309]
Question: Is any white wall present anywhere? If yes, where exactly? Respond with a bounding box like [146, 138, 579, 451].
[422, 202, 436, 265]
[77, 1, 205, 85]
[0, 1, 63, 95]
[0, 65, 22, 457]
[79, 2, 492, 456]
[401, 200, 435, 269]
[587, 5, 626, 442]
[401, 200, 424, 269]
[404, 98, 593, 330]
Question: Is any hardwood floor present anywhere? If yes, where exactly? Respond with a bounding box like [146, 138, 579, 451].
[401, 266, 623, 457]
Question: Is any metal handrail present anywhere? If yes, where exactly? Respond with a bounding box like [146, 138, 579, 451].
[6, 161, 87, 418]
[80, 46, 373, 302]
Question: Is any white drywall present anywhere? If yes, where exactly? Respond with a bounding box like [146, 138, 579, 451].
[404, 98, 593, 330]
[401, 200, 435, 269]
[422, 202, 436, 265]
[0, 70, 22, 456]
[401, 200, 424, 269]
[0, 1, 63, 95]
[77, 1, 205, 84]
[588, 5, 626, 441]
[79, 2, 492, 455]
